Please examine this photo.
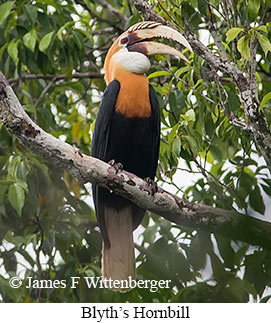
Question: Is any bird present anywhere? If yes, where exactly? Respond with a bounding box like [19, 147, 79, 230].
[91, 21, 192, 292]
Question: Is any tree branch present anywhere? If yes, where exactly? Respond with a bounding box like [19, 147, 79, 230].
[96, 0, 127, 25]
[130, 0, 271, 173]
[8, 72, 103, 84]
[1, 71, 271, 250]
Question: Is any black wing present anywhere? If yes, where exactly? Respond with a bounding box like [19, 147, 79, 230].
[130, 84, 160, 229]
[91, 80, 120, 161]
[91, 80, 120, 247]
[149, 84, 160, 180]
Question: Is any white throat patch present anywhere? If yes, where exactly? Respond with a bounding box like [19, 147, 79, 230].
[113, 48, 150, 74]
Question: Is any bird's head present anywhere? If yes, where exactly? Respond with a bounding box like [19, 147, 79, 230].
[104, 21, 192, 84]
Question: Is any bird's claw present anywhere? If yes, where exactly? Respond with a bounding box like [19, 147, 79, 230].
[108, 159, 123, 174]
[144, 177, 158, 196]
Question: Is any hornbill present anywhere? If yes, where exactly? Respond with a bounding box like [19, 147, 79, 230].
[91, 21, 191, 291]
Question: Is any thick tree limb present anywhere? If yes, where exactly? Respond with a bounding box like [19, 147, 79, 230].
[1, 71, 271, 250]
[131, 0, 271, 172]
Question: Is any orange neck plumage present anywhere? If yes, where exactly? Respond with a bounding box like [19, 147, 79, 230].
[105, 59, 151, 118]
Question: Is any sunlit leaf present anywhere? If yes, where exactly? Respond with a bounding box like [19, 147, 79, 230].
[0, 1, 14, 26]
[172, 136, 181, 156]
[39, 31, 55, 53]
[148, 70, 171, 79]
[183, 109, 195, 122]
[257, 32, 271, 57]
[248, 0, 261, 20]
[226, 27, 243, 43]
[237, 36, 250, 60]
[23, 29, 37, 52]
[259, 91, 271, 111]
[7, 41, 19, 64]
[8, 183, 25, 216]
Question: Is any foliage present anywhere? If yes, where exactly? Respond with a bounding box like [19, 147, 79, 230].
[0, 0, 271, 303]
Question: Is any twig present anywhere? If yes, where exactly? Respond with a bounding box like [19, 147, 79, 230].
[88, 27, 115, 35]
[206, 1, 227, 21]
[8, 72, 103, 84]
[165, 67, 218, 106]
[96, 0, 127, 25]
[206, 3, 229, 61]
[35, 77, 56, 108]
[203, 104, 221, 170]
[213, 69, 249, 131]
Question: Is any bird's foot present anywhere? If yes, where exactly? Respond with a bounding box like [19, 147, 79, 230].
[144, 177, 158, 196]
[108, 159, 123, 174]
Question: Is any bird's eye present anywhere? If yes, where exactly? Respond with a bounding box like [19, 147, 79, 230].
[120, 36, 129, 45]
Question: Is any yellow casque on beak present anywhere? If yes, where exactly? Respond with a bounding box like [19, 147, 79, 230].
[126, 21, 192, 62]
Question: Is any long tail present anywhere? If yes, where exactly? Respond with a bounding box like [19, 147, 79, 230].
[102, 205, 135, 292]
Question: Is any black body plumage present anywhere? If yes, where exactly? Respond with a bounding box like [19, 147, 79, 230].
[91, 80, 160, 248]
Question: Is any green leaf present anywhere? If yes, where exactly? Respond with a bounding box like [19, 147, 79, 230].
[2, 251, 17, 273]
[23, 29, 37, 52]
[249, 185, 265, 215]
[186, 235, 207, 271]
[198, 0, 208, 16]
[57, 26, 65, 41]
[169, 92, 177, 110]
[226, 28, 243, 43]
[77, 28, 94, 44]
[7, 156, 21, 179]
[225, 91, 240, 112]
[72, 30, 83, 51]
[215, 234, 235, 268]
[0, 184, 8, 204]
[248, 0, 261, 20]
[24, 104, 37, 116]
[228, 277, 247, 302]
[0, 1, 14, 26]
[8, 183, 25, 216]
[147, 70, 171, 79]
[257, 25, 267, 33]
[172, 136, 181, 156]
[56, 21, 74, 41]
[142, 224, 158, 244]
[184, 135, 198, 153]
[256, 32, 271, 57]
[7, 41, 18, 64]
[168, 124, 178, 144]
[262, 178, 271, 186]
[39, 31, 55, 53]
[71, 120, 82, 144]
[183, 109, 195, 122]
[237, 36, 251, 60]
[210, 253, 227, 282]
[0, 43, 8, 61]
[259, 91, 271, 111]
[24, 4, 38, 26]
[16, 179, 28, 193]
[170, 90, 185, 117]
[261, 184, 271, 196]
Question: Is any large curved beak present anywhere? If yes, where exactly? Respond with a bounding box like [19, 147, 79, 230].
[127, 21, 192, 62]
